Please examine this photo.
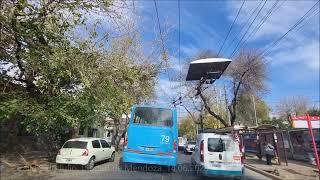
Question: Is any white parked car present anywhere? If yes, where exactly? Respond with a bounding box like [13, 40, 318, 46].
[191, 133, 244, 179]
[56, 138, 116, 170]
[184, 141, 196, 154]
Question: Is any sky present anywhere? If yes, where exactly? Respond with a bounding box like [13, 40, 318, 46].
[129, 0, 320, 117]
[3, 0, 318, 119]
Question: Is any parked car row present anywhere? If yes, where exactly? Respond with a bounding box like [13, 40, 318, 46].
[56, 137, 115, 170]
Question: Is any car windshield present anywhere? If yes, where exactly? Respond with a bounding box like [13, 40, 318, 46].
[208, 138, 238, 152]
[63, 141, 87, 149]
[133, 107, 173, 127]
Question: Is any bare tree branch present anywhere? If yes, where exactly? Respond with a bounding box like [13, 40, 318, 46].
[197, 85, 229, 127]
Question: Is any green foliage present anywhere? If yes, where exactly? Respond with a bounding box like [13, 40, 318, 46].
[179, 115, 224, 140]
[178, 118, 196, 140]
[269, 117, 291, 129]
[203, 115, 224, 129]
[0, 0, 156, 141]
[236, 91, 270, 126]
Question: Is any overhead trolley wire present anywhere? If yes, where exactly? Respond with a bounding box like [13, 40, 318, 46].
[178, 0, 182, 99]
[230, 0, 268, 59]
[261, 0, 320, 57]
[294, 5, 319, 33]
[224, 0, 265, 55]
[153, 0, 175, 105]
[172, 0, 183, 107]
[153, 0, 166, 59]
[217, 0, 246, 56]
[236, 0, 282, 51]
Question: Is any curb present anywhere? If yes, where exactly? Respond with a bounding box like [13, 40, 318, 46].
[244, 164, 284, 180]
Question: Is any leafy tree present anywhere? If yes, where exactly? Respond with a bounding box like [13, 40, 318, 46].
[269, 117, 290, 129]
[203, 115, 224, 129]
[0, 0, 157, 153]
[236, 91, 270, 126]
[178, 118, 196, 140]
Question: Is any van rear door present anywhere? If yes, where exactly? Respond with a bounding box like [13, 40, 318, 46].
[205, 136, 242, 170]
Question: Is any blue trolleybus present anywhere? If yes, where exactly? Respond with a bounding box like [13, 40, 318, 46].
[122, 105, 178, 170]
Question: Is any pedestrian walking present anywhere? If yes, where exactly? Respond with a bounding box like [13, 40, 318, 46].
[264, 142, 275, 165]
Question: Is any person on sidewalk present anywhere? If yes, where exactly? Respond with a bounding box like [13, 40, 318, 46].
[264, 142, 275, 165]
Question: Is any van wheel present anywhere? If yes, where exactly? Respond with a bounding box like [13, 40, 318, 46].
[85, 157, 95, 170]
[109, 152, 115, 162]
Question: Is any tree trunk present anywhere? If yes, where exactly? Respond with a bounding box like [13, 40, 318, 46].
[70, 125, 79, 139]
[112, 124, 118, 145]
[113, 115, 130, 151]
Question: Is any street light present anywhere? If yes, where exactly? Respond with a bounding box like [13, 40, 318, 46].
[185, 58, 232, 132]
[186, 58, 232, 82]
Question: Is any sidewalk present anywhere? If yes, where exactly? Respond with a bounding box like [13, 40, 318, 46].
[244, 153, 319, 180]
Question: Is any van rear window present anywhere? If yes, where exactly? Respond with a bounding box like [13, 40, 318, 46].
[208, 138, 238, 152]
[63, 141, 87, 149]
[133, 107, 173, 127]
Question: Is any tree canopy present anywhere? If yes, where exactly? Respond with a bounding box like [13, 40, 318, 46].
[0, 0, 157, 142]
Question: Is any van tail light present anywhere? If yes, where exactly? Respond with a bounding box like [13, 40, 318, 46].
[173, 140, 177, 153]
[239, 143, 244, 164]
[82, 149, 89, 156]
[200, 140, 204, 162]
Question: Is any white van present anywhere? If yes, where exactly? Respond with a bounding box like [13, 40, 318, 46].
[191, 133, 244, 178]
[178, 137, 187, 151]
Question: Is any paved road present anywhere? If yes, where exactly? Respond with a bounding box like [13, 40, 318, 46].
[50, 152, 271, 180]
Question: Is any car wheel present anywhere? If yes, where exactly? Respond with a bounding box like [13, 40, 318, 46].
[109, 152, 115, 162]
[85, 157, 95, 170]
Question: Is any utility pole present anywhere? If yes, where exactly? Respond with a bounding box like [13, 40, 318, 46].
[224, 85, 231, 126]
[252, 95, 258, 126]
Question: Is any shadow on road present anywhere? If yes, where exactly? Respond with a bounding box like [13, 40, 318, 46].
[56, 159, 113, 171]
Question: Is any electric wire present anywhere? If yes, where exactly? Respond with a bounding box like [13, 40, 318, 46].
[261, 0, 320, 57]
[237, 0, 282, 51]
[217, 0, 246, 56]
[230, 0, 268, 58]
[224, 0, 265, 55]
